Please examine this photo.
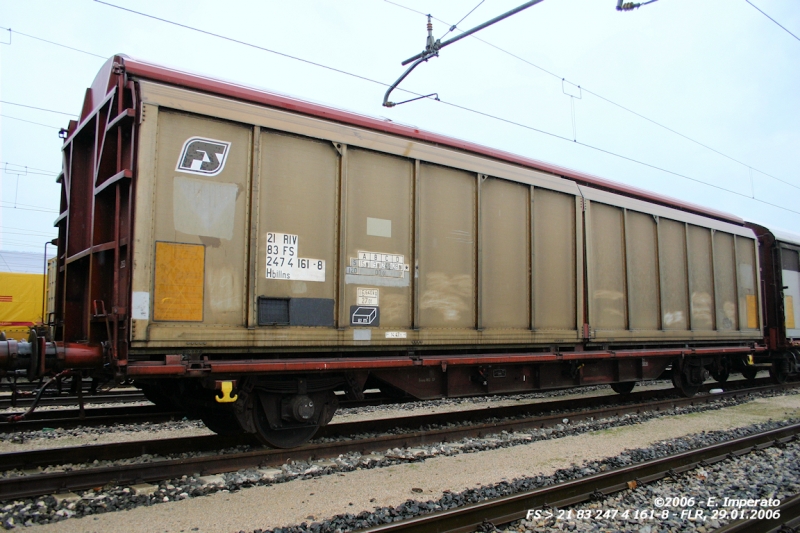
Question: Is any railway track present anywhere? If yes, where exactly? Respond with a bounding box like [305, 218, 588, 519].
[0, 389, 146, 410]
[0, 377, 773, 434]
[716, 494, 800, 532]
[354, 422, 800, 533]
[0, 381, 794, 502]
[0, 405, 186, 434]
[0, 389, 415, 433]
[0, 387, 402, 411]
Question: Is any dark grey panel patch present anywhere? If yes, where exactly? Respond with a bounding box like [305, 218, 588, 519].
[290, 298, 335, 327]
[258, 298, 289, 326]
[350, 305, 380, 327]
[782, 248, 800, 272]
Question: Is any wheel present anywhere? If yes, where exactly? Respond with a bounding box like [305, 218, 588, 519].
[741, 367, 758, 381]
[672, 367, 700, 397]
[770, 359, 791, 384]
[201, 414, 245, 435]
[252, 393, 319, 448]
[201, 407, 246, 435]
[710, 358, 730, 384]
[138, 383, 179, 410]
[251, 390, 338, 449]
[610, 382, 636, 395]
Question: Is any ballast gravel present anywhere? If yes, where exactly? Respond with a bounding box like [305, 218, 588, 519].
[512, 442, 797, 532]
[0, 380, 670, 452]
[0, 382, 779, 479]
[0, 420, 213, 452]
[5, 390, 799, 532]
[0, 375, 756, 453]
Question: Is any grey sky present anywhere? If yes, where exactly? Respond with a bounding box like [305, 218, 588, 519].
[1, 0, 798, 259]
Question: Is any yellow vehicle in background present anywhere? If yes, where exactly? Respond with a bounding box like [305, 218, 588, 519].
[0, 272, 44, 339]
[0, 253, 54, 340]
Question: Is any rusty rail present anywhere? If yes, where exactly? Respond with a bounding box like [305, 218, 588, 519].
[0, 381, 795, 501]
[358, 423, 800, 533]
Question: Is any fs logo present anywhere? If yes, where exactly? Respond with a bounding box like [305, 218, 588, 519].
[176, 137, 231, 176]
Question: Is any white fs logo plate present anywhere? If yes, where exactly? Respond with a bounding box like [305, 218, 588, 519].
[176, 137, 231, 176]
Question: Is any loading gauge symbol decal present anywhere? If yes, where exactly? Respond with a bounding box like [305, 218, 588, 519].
[176, 137, 231, 176]
[351, 305, 380, 327]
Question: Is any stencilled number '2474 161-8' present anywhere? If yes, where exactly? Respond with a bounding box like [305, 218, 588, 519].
[265, 232, 326, 282]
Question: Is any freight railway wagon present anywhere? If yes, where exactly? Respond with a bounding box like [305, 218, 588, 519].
[747, 225, 800, 375]
[0, 55, 786, 447]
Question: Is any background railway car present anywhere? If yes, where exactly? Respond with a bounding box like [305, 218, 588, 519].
[0, 272, 45, 339]
[0, 55, 777, 447]
[746, 224, 800, 382]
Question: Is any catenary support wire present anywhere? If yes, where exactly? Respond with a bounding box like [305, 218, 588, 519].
[745, 0, 800, 42]
[384, 0, 800, 193]
[18, 2, 800, 217]
[383, 0, 546, 107]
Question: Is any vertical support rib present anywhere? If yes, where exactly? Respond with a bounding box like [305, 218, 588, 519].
[336, 144, 349, 329]
[655, 217, 665, 330]
[733, 235, 741, 331]
[529, 185, 535, 331]
[413, 159, 421, 330]
[685, 223, 694, 331]
[623, 209, 632, 331]
[246, 126, 261, 328]
[581, 197, 592, 339]
[476, 174, 484, 331]
[710, 229, 719, 331]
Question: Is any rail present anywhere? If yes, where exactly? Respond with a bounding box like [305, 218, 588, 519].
[0, 381, 795, 501]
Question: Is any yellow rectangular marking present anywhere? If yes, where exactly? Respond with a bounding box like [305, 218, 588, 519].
[154, 242, 204, 322]
[786, 295, 796, 330]
[746, 294, 758, 329]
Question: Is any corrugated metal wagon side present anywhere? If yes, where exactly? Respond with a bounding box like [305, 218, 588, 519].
[129, 79, 591, 353]
[0, 55, 774, 447]
[127, 78, 762, 346]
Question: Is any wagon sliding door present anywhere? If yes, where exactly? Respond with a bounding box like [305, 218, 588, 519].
[255, 131, 339, 328]
[531, 187, 581, 341]
[581, 186, 760, 342]
[147, 110, 252, 332]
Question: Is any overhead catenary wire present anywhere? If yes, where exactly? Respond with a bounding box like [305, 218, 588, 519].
[91, 1, 399, 94]
[400, 0, 546, 66]
[0, 238, 54, 247]
[0, 203, 59, 214]
[437, 98, 800, 216]
[384, 0, 800, 193]
[0, 114, 61, 130]
[2, 169, 59, 178]
[12, 2, 799, 218]
[0, 162, 59, 177]
[0, 229, 57, 238]
[0, 199, 59, 211]
[0, 26, 106, 58]
[0, 224, 56, 233]
[0, 100, 78, 117]
[439, 0, 486, 41]
[745, 0, 800, 43]
[384, 1, 547, 106]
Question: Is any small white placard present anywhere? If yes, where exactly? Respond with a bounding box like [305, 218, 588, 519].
[366, 217, 392, 238]
[385, 331, 407, 339]
[347, 250, 410, 278]
[131, 292, 150, 320]
[266, 232, 326, 282]
[357, 287, 379, 306]
[353, 329, 372, 341]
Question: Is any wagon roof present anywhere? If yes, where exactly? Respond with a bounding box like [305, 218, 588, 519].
[771, 227, 800, 247]
[74, 55, 744, 225]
